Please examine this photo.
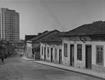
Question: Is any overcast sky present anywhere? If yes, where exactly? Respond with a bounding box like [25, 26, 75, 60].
[0, 0, 105, 39]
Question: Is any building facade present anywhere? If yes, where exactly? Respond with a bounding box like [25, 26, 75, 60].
[40, 21, 105, 73]
[0, 8, 19, 41]
[61, 21, 105, 72]
[40, 30, 62, 64]
[24, 35, 36, 59]
[40, 42, 62, 64]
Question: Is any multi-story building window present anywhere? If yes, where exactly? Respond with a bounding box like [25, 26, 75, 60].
[96, 45, 103, 65]
[77, 44, 82, 60]
[64, 43, 68, 57]
[0, 8, 19, 41]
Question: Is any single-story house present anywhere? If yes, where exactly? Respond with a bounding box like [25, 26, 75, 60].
[40, 31, 62, 64]
[24, 35, 36, 59]
[61, 21, 105, 72]
[31, 31, 49, 60]
[32, 30, 61, 61]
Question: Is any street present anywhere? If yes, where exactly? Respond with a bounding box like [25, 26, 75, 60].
[0, 55, 103, 80]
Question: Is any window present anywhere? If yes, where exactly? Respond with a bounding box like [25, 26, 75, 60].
[96, 46, 103, 65]
[77, 44, 82, 60]
[64, 43, 68, 57]
[47, 47, 49, 57]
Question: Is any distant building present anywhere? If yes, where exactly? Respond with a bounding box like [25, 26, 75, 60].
[15, 40, 25, 55]
[0, 8, 19, 41]
[24, 35, 37, 58]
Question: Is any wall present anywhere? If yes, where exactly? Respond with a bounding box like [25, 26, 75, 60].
[40, 42, 62, 63]
[40, 43, 45, 60]
[25, 42, 33, 58]
[62, 37, 105, 70]
[91, 41, 105, 72]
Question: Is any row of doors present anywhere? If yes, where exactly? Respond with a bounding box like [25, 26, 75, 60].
[44, 47, 62, 64]
[44, 44, 92, 69]
[50, 48, 62, 64]
[70, 44, 92, 69]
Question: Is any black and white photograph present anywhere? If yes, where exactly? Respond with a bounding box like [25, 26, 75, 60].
[0, 0, 104, 80]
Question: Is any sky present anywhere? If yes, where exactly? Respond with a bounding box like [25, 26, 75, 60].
[0, 0, 105, 39]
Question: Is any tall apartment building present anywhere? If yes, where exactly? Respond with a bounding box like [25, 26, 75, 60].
[0, 8, 19, 41]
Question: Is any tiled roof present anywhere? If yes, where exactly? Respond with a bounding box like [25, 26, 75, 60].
[63, 21, 105, 36]
[41, 32, 62, 43]
[25, 35, 37, 41]
[32, 30, 60, 43]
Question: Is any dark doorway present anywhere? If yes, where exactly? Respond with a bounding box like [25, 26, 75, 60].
[70, 44, 74, 66]
[85, 45, 92, 69]
[51, 48, 53, 62]
[44, 47, 46, 61]
[59, 49, 62, 64]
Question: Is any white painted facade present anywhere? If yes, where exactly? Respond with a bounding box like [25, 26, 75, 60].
[62, 38, 105, 72]
[40, 42, 62, 63]
[25, 41, 33, 58]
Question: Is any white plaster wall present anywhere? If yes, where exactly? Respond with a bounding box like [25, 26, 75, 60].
[75, 41, 86, 68]
[56, 45, 62, 63]
[40, 44, 42, 59]
[74, 44, 77, 67]
[62, 40, 70, 66]
[62, 38, 105, 69]
[91, 41, 105, 67]
[52, 45, 58, 63]
[46, 45, 51, 61]
[40, 43, 44, 60]
[42, 44, 62, 63]
[92, 43, 96, 65]
[26, 42, 32, 58]
[62, 39, 87, 67]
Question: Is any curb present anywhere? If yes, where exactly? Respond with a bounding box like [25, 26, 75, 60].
[34, 61, 105, 79]
[22, 57, 105, 79]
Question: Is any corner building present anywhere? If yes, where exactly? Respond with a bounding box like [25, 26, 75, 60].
[0, 8, 19, 41]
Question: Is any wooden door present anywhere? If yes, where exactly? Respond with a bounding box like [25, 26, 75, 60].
[85, 45, 92, 69]
[59, 49, 62, 64]
[70, 44, 74, 66]
[51, 48, 53, 62]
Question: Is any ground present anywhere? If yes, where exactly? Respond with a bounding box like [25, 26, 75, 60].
[0, 55, 103, 80]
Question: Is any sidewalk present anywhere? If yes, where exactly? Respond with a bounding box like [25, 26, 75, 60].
[22, 56, 105, 79]
[22, 56, 34, 61]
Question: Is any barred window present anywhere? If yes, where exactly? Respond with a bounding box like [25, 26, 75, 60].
[77, 44, 82, 60]
[96, 46, 103, 65]
[64, 43, 68, 57]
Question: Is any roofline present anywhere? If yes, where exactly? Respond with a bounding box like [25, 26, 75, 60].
[60, 34, 105, 37]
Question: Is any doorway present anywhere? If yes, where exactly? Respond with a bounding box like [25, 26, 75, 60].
[44, 47, 46, 61]
[70, 44, 74, 66]
[51, 48, 53, 62]
[85, 45, 92, 69]
[59, 49, 62, 64]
